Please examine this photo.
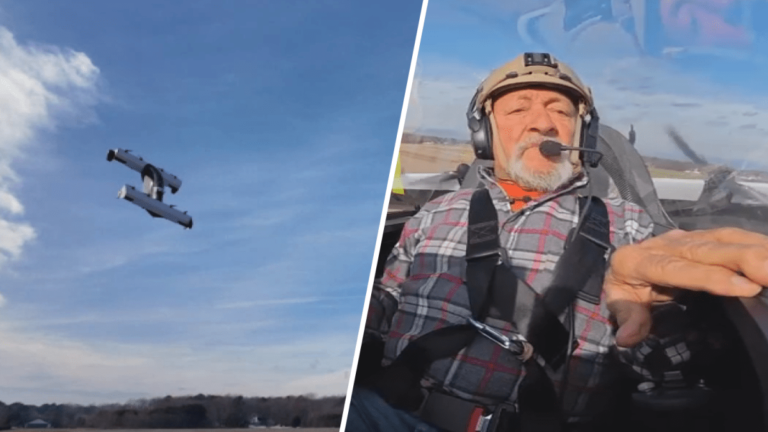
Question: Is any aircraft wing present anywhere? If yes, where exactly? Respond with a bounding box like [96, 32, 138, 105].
[107, 148, 183, 194]
[653, 178, 768, 202]
[651, 178, 708, 201]
[117, 185, 193, 229]
[397, 173, 461, 192]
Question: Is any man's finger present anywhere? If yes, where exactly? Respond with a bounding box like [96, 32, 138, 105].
[662, 241, 768, 287]
[618, 254, 763, 297]
[708, 227, 768, 245]
[650, 285, 679, 303]
[662, 226, 768, 247]
[608, 299, 652, 347]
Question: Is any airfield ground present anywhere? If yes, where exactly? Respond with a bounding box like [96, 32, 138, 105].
[397, 143, 705, 180]
[398, 143, 475, 175]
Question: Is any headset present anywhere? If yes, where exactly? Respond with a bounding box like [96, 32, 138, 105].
[465, 53, 602, 168]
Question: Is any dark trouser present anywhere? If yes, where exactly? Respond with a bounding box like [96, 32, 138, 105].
[344, 385, 623, 432]
[345, 386, 440, 432]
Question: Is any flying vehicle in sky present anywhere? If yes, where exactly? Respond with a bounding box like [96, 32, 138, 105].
[106, 148, 193, 229]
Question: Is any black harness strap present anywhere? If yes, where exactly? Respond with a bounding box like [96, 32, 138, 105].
[368, 189, 612, 432]
[485, 195, 611, 432]
[466, 190, 564, 432]
[480, 195, 610, 370]
[523, 196, 612, 369]
[369, 189, 503, 411]
[370, 324, 479, 411]
[550, 196, 612, 308]
[466, 188, 504, 318]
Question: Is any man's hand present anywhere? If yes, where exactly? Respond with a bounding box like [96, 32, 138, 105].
[605, 227, 768, 347]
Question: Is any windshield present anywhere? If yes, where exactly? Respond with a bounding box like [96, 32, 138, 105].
[392, 0, 768, 234]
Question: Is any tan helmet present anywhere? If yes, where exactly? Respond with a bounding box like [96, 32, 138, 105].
[467, 52, 596, 164]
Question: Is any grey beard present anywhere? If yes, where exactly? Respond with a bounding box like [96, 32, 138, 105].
[504, 137, 574, 192]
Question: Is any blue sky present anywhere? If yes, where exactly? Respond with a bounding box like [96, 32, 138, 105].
[404, 0, 768, 169]
[0, 0, 423, 405]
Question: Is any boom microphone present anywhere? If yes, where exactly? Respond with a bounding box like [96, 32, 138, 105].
[539, 140, 603, 164]
[539, 140, 568, 157]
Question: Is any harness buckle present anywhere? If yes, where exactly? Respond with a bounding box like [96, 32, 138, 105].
[476, 412, 493, 432]
[468, 317, 531, 360]
[465, 247, 502, 262]
[481, 402, 518, 432]
[579, 231, 616, 261]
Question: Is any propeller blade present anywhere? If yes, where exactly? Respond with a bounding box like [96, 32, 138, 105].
[666, 126, 709, 166]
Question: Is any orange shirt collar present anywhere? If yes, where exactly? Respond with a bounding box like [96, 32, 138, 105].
[497, 180, 546, 211]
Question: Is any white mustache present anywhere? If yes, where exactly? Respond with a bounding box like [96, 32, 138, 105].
[514, 136, 566, 158]
[505, 136, 574, 192]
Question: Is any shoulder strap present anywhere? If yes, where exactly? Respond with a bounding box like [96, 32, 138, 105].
[486, 195, 612, 369]
[465, 187, 502, 317]
[514, 196, 612, 432]
[549, 195, 612, 309]
[366, 188, 501, 411]
[523, 195, 612, 368]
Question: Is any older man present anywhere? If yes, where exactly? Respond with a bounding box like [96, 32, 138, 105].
[346, 52, 766, 432]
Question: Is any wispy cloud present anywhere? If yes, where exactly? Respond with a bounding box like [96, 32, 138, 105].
[215, 295, 362, 310]
[0, 219, 35, 264]
[282, 369, 351, 397]
[6, 229, 200, 282]
[0, 323, 353, 405]
[0, 26, 100, 270]
[216, 297, 320, 310]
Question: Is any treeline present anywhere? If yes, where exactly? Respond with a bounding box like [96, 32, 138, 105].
[0, 394, 344, 429]
[401, 132, 469, 145]
[642, 155, 701, 172]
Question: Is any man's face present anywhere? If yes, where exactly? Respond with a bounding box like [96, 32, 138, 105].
[491, 87, 579, 191]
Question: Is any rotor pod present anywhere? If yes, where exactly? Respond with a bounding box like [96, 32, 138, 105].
[117, 185, 193, 229]
[107, 148, 182, 194]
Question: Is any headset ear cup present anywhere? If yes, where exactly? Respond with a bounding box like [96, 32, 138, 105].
[579, 118, 588, 165]
[481, 115, 493, 160]
[580, 109, 602, 168]
[469, 113, 493, 160]
[466, 88, 494, 161]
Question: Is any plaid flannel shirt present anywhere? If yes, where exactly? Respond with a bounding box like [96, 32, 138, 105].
[365, 166, 656, 422]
